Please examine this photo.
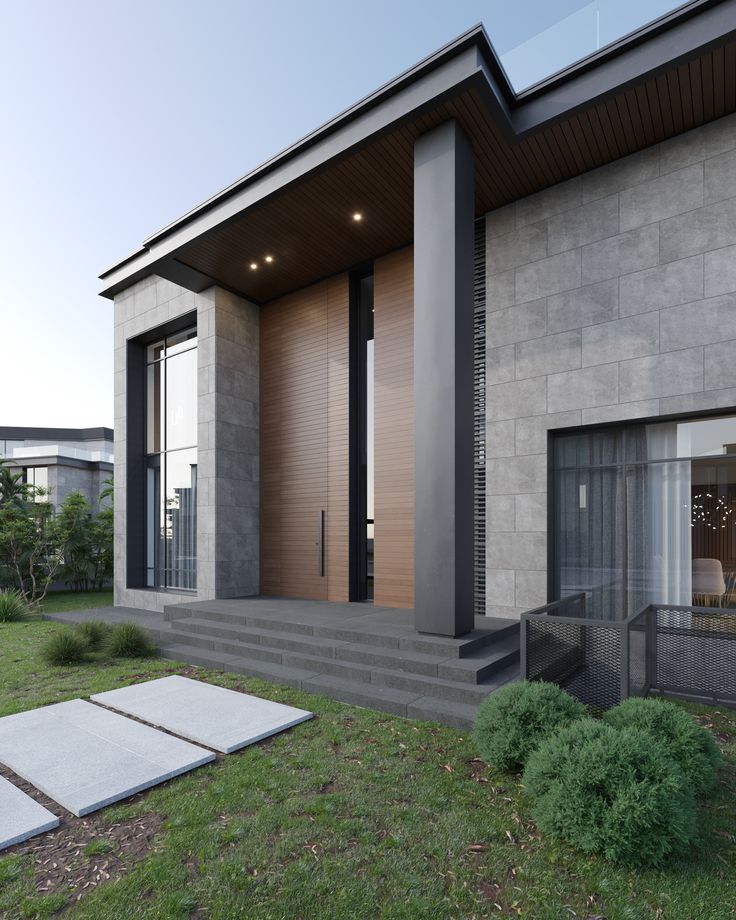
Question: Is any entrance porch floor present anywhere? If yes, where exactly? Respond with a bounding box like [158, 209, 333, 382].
[47, 597, 521, 728]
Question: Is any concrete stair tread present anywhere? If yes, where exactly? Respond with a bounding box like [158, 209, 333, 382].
[335, 642, 446, 672]
[407, 696, 480, 729]
[158, 644, 319, 689]
[163, 601, 520, 658]
[159, 635, 517, 705]
[163, 628, 286, 664]
[171, 617, 344, 656]
[301, 674, 420, 716]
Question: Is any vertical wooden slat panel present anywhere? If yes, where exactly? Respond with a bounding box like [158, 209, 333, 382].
[278, 283, 327, 600]
[260, 299, 282, 595]
[260, 274, 350, 601]
[326, 275, 350, 601]
[374, 247, 414, 609]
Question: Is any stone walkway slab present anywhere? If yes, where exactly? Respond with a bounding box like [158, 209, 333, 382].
[0, 700, 215, 816]
[92, 676, 313, 753]
[0, 776, 59, 850]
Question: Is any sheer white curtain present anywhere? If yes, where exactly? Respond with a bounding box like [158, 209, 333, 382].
[646, 425, 692, 606]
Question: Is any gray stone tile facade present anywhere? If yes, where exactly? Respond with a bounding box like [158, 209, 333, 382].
[485, 112, 736, 619]
[114, 277, 259, 612]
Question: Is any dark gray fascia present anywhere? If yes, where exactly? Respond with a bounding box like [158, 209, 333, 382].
[0, 426, 114, 442]
[99, 0, 736, 299]
[7, 457, 114, 472]
[99, 38, 488, 298]
[511, 0, 736, 136]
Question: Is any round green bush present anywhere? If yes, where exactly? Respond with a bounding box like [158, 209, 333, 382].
[473, 680, 588, 772]
[603, 697, 721, 797]
[107, 622, 156, 658]
[43, 629, 89, 666]
[0, 589, 27, 623]
[75, 619, 111, 651]
[523, 720, 696, 866]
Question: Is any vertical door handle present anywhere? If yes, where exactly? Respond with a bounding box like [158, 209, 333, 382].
[317, 509, 325, 577]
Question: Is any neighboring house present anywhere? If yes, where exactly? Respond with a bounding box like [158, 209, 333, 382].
[0, 427, 114, 511]
[100, 4, 736, 641]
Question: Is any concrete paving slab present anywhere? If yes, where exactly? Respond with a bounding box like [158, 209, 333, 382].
[92, 675, 313, 753]
[0, 776, 59, 850]
[0, 700, 215, 816]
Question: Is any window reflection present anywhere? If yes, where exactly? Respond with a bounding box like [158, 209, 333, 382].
[554, 414, 736, 619]
[145, 327, 197, 590]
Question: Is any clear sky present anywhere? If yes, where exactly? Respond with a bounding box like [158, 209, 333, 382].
[0, 0, 679, 428]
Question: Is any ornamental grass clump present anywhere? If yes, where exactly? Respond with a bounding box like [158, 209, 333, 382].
[523, 720, 696, 867]
[473, 680, 588, 772]
[0, 589, 27, 623]
[75, 619, 112, 651]
[603, 696, 721, 797]
[106, 622, 156, 658]
[43, 629, 89, 666]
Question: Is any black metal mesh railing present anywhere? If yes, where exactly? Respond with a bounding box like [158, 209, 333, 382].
[522, 597, 736, 709]
[650, 605, 736, 703]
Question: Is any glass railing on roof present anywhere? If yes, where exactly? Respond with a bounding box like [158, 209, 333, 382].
[495, 0, 691, 92]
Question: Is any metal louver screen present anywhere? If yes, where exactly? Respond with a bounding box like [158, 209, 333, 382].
[474, 218, 486, 616]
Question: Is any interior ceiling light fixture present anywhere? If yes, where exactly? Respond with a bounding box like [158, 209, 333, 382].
[352, 212, 363, 222]
[265, 255, 274, 263]
[249, 262, 258, 270]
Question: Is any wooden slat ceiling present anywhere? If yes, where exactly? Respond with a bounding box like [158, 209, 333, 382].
[176, 40, 736, 304]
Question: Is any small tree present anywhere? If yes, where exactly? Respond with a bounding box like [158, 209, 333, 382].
[0, 496, 64, 607]
[57, 491, 95, 592]
[0, 460, 29, 509]
[92, 478, 114, 591]
[56, 480, 114, 593]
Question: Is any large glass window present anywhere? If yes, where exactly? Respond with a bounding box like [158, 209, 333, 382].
[24, 467, 49, 503]
[145, 327, 197, 590]
[553, 415, 736, 619]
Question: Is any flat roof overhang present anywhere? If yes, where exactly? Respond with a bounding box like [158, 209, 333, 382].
[100, 0, 736, 305]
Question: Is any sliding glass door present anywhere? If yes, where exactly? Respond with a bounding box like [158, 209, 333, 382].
[552, 414, 736, 619]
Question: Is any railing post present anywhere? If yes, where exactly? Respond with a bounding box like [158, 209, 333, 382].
[519, 616, 528, 680]
[620, 620, 630, 702]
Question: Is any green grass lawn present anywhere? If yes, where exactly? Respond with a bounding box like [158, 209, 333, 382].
[0, 593, 735, 919]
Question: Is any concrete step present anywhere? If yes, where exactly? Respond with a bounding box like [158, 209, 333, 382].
[171, 617, 342, 659]
[396, 622, 519, 658]
[162, 627, 518, 706]
[161, 627, 285, 664]
[164, 601, 520, 658]
[333, 643, 448, 677]
[164, 602, 316, 636]
[168, 617, 518, 683]
[300, 674, 421, 718]
[437, 635, 520, 684]
[158, 644, 319, 690]
[407, 696, 481, 730]
[312, 620, 519, 658]
[371, 662, 518, 704]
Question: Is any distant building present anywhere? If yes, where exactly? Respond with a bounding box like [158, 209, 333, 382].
[0, 427, 113, 510]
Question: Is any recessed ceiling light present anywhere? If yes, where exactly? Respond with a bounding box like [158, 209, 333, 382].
[250, 262, 258, 270]
[265, 255, 274, 263]
[352, 212, 363, 222]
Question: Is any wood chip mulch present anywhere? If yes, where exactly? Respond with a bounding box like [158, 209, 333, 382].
[0, 763, 163, 906]
[17, 811, 164, 904]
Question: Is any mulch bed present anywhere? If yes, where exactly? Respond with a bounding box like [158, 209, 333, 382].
[1, 760, 164, 907]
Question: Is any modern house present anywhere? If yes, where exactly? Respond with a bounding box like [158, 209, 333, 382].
[97, 2, 736, 719]
[1, 427, 113, 511]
